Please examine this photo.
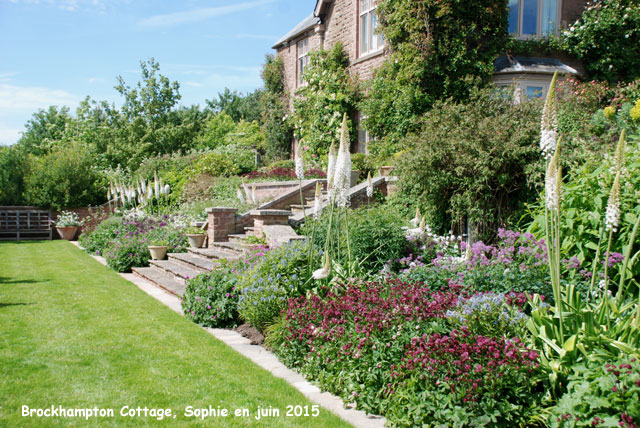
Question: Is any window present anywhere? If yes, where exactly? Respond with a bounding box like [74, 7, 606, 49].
[297, 38, 310, 87]
[508, 0, 558, 38]
[525, 85, 544, 99]
[359, 0, 384, 57]
[356, 112, 371, 154]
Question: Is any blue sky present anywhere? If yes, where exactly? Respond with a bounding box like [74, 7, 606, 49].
[0, 0, 314, 145]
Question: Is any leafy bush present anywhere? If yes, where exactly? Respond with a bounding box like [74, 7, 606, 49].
[0, 145, 27, 205]
[213, 143, 256, 174]
[302, 204, 407, 273]
[243, 167, 326, 181]
[80, 214, 188, 272]
[237, 241, 317, 332]
[260, 55, 293, 162]
[387, 330, 543, 428]
[362, 0, 508, 154]
[104, 234, 151, 272]
[350, 153, 376, 182]
[291, 43, 360, 161]
[562, 0, 640, 82]
[23, 141, 106, 209]
[182, 270, 240, 328]
[396, 86, 542, 240]
[191, 152, 239, 177]
[549, 357, 640, 427]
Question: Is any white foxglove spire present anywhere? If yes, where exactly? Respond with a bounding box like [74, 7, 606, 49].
[163, 184, 170, 196]
[366, 172, 373, 198]
[545, 148, 561, 211]
[237, 187, 245, 203]
[327, 141, 337, 192]
[295, 143, 305, 180]
[154, 171, 160, 199]
[334, 114, 352, 208]
[313, 181, 322, 219]
[540, 71, 559, 159]
[605, 172, 621, 232]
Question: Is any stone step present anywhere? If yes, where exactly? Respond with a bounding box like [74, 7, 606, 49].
[132, 267, 187, 297]
[168, 252, 219, 272]
[289, 204, 313, 215]
[188, 247, 236, 260]
[244, 226, 260, 236]
[149, 260, 203, 283]
[209, 241, 252, 256]
[228, 234, 252, 244]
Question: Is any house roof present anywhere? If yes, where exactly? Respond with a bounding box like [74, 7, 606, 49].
[314, 0, 332, 16]
[272, 13, 321, 49]
[494, 56, 579, 76]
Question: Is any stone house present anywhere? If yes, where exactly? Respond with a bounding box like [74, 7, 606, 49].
[273, 0, 589, 153]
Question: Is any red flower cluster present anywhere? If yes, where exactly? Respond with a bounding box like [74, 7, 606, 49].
[393, 327, 539, 402]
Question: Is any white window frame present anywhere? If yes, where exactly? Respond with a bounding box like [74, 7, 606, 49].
[297, 38, 310, 87]
[508, 0, 561, 39]
[356, 112, 372, 154]
[493, 75, 553, 104]
[359, 0, 384, 57]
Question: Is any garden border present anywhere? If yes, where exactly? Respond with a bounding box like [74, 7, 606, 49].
[69, 241, 386, 428]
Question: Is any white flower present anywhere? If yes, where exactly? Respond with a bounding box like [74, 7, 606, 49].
[605, 172, 621, 232]
[366, 172, 373, 198]
[154, 172, 160, 199]
[312, 253, 331, 280]
[163, 184, 170, 196]
[545, 148, 561, 211]
[236, 187, 245, 203]
[313, 182, 322, 219]
[295, 145, 305, 180]
[410, 207, 421, 227]
[540, 71, 559, 159]
[334, 113, 352, 208]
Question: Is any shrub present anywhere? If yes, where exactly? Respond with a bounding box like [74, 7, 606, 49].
[104, 234, 151, 272]
[302, 204, 407, 273]
[350, 153, 376, 182]
[23, 141, 106, 209]
[237, 240, 317, 332]
[191, 152, 239, 177]
[562, 0, 640, 82]
[549, 357, 640, 427]
[261, 54, 294, 162]
[213, 143, 256, 174]
[78, 216, 125, 255]
[396, 86, 542, 240]
[243, 167, 326, 181]
[181, 270, 240, 328]
[387, 329, 543, 428]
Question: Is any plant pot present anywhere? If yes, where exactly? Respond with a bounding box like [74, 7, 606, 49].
[56, 226, 79, 241]
[186, 234, 206, 248]
[377, 166, 395, 177]
[148, 246, 168, 260]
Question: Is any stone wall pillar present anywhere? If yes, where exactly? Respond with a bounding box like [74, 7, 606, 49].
[206, 207, 238, 244]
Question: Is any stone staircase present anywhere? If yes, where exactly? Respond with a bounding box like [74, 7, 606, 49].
[132, 176, 394, 298]
[132, 241, 251, 297]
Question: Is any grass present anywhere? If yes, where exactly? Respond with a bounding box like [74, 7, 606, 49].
[0, 241, 352, 428]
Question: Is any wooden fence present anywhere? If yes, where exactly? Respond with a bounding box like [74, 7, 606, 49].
[0, 207, 52, 241]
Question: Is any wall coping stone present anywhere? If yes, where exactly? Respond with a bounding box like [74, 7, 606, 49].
[205, 207, 238, 213]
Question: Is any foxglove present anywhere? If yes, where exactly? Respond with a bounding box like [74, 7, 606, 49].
[366, 172, 373, 198]
[295, 145, 305, 180]
[540, 71, 559, 159]
[605, 172, 621, 232]
[312, 252, 331, 280]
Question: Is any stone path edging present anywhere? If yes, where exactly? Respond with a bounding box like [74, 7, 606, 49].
[70, 242, 386, 428]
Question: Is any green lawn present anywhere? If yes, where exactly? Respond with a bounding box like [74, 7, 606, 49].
[0, 241, 351, 428]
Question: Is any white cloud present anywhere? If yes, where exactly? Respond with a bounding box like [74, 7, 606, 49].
[184, 81, 203, 88]
[7, 0, 112, 13]
[138, 0, 276, 28]
[0, 83, 79, 111]
[88, 77, 105, 84]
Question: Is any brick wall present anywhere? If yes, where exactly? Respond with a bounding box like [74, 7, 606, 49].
[561, 0, 589, 28]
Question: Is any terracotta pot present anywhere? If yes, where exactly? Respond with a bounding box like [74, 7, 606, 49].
[186, 234, 206, 248]
[56, 226, 79, 241]
[148, 246, 168, 260]
[377, 166, 395, 177]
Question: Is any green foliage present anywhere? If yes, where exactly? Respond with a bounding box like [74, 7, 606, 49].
[291, 44, 360, 160]
[23, 141, 106, 209]
[104, 234, 151, 273]
[194, 112, 236, 150]
[206, 88, 263, 123]
[191, 152, 239, 178]
[549, 357, 640, 427]
[396, 86, 542, 239]
[302, 204, 407, 273]
[16, 105, 74, 156]
[237, 241, 317, 332]
[182, 270, 240, 328]
[562, 0, 640, 82]
[261, 54, 293, 162]
[363, 0, 509, 154]
[350, 153, 376, 181]
[78, 216, 123, 255]
[0, 145, 27, 205]
[526, 134, 640, 283]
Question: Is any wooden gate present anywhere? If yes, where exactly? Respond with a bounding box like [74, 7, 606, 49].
[0, 207, 53, 241]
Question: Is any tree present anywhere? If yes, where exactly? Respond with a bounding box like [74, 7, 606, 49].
[0, 145, 28, 205]
[17, 106, 74, 156]
[260, 54, 293, 162]
[206, 88, 263, 123]
[362, 0, 508, 158]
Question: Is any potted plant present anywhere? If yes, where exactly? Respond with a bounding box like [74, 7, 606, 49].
[148, 239, 169, 260]
[184, 226, 206, 248]
[53, 211, 83, 241]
